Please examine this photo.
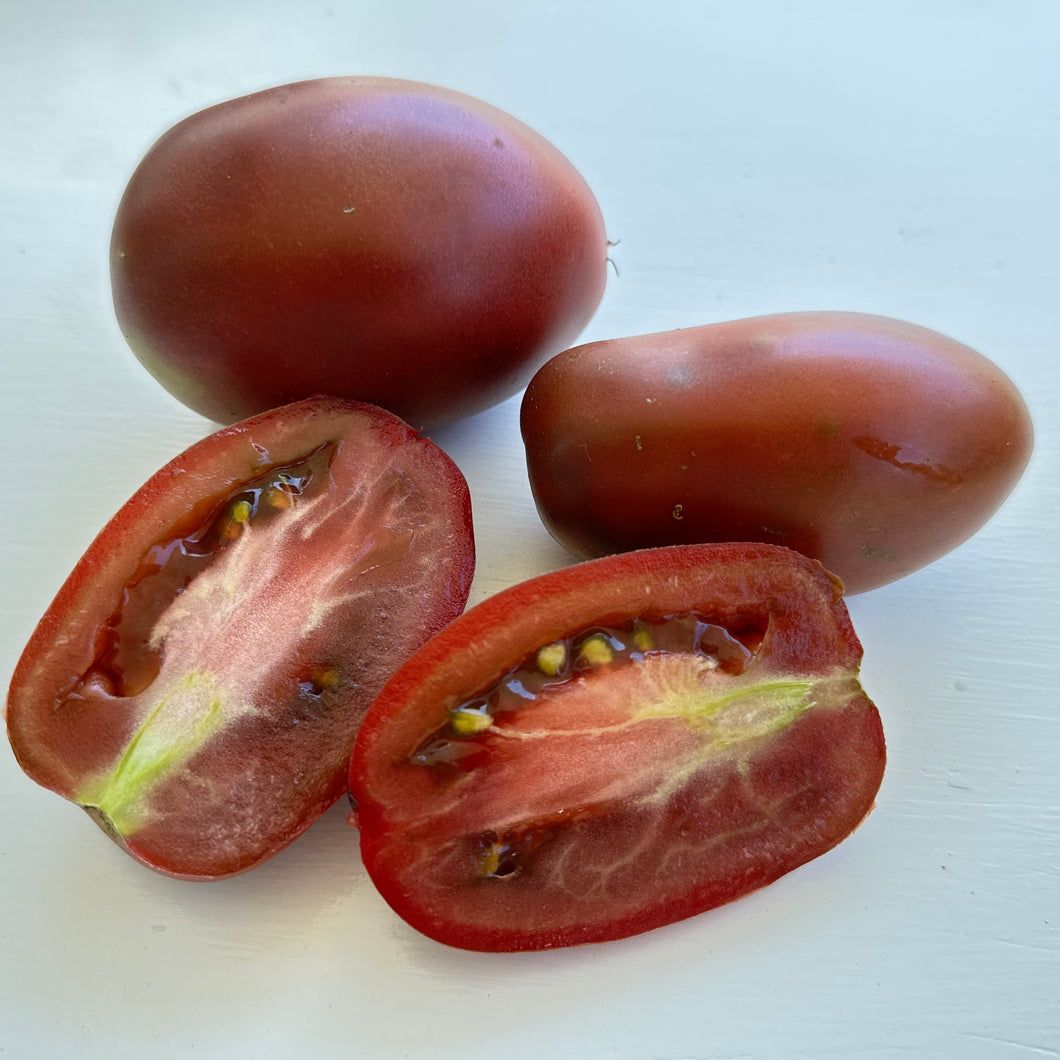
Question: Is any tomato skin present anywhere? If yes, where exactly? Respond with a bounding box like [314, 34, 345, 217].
[5, 398, 474, 879]
[520, 312, 1033, 593]
[351, 543, 885, 952]
[111, 77, 608, 429]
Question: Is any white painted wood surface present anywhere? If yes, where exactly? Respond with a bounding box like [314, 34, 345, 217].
[1, 3, 1057, 1058]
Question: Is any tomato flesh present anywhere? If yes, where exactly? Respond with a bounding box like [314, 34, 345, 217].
[6, 398, 474, 878]
[351, 543, 885, 951]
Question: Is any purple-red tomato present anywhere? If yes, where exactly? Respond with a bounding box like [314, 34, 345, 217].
[5, 398, 474, 878]
[520, 312, 1033, 593]
[351, 543, 885, 951]
[111, 77, 608, 429]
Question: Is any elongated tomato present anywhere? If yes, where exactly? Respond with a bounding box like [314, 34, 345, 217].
[350, 543, 885, 951]
[520, 313, 1033, 592]
[6, 398, 474, 878]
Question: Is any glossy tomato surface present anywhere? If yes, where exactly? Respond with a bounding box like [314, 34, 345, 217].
[351, 543, 885, 952]
[5, 398, 474, 878]
[520, 312, 1033, 593]
[111, 77, 608, 429]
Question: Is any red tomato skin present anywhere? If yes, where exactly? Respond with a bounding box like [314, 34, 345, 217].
[111, 77, 608, 429]
[520, 312, 1034, 593]
[351, 543, 885, 952]
[5, 397, 474, 879]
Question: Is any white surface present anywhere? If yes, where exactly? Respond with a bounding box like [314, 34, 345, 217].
[1, 2, 1058, 1058]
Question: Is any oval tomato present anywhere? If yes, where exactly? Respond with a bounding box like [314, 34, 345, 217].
[350, 543, 885, 952]
[520, 312, 1033, 593]
[110, 77, 608, 429]
[5, 398, 474, 879]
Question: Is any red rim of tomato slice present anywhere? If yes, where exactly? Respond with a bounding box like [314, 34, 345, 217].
[351, 543, 885, 951]
[6, 396, 475, 879]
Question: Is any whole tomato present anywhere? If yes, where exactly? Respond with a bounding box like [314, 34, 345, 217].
[520, 312, 1033, 593]
[111, 77, 608, 429]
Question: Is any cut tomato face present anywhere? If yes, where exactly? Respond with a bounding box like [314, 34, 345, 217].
[6, 397, 474, 879]
[350, 544, 885, 951]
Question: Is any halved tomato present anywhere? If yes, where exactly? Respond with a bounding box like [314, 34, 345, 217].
[6, 397, 474, 879]
[351, 543, 885, 951]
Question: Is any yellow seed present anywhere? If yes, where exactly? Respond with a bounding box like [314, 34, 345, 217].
[632, 623, 655, 652]
[476, 842, 502, 879]
[535, 641, 567, 677]
[231, 500, 252, 523]
[264, 486, 293, 510]
[577, 634, 614, 667]
[450, 707, 493, 735]
[314, 668, 340, 690]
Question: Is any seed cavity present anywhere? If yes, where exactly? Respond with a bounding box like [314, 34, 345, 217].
[300, 666, 341, 698]
[474, 833, 536, 880]
[407, 611, 769, 772]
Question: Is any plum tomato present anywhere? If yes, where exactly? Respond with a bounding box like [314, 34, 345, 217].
[5, 397, 474, 879]
[350, 543, 885, 952]
[110, 77, 609, 430]
[520, 312, 1033, 593]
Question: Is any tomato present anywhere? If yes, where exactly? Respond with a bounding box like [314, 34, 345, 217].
[110, 77, 608, 429]
[520, 312, 1033, 593]
[350, 543, 885, 952]
[5, 398, 474, 879]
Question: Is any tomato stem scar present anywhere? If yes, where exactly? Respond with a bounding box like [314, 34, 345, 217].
[77, 672, 227, 836]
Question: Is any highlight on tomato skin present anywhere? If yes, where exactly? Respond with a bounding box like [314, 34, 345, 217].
[4, 397, 475, 880]
[519, 311, 1034, 593]
[350, 543, 886, 953]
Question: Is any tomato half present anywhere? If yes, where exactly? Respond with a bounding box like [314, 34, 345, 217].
[5, 398, 474, 878]
[111, 77, 608, 429]
[350, 543, 885, 952]
[520, 312, 1033, 593]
